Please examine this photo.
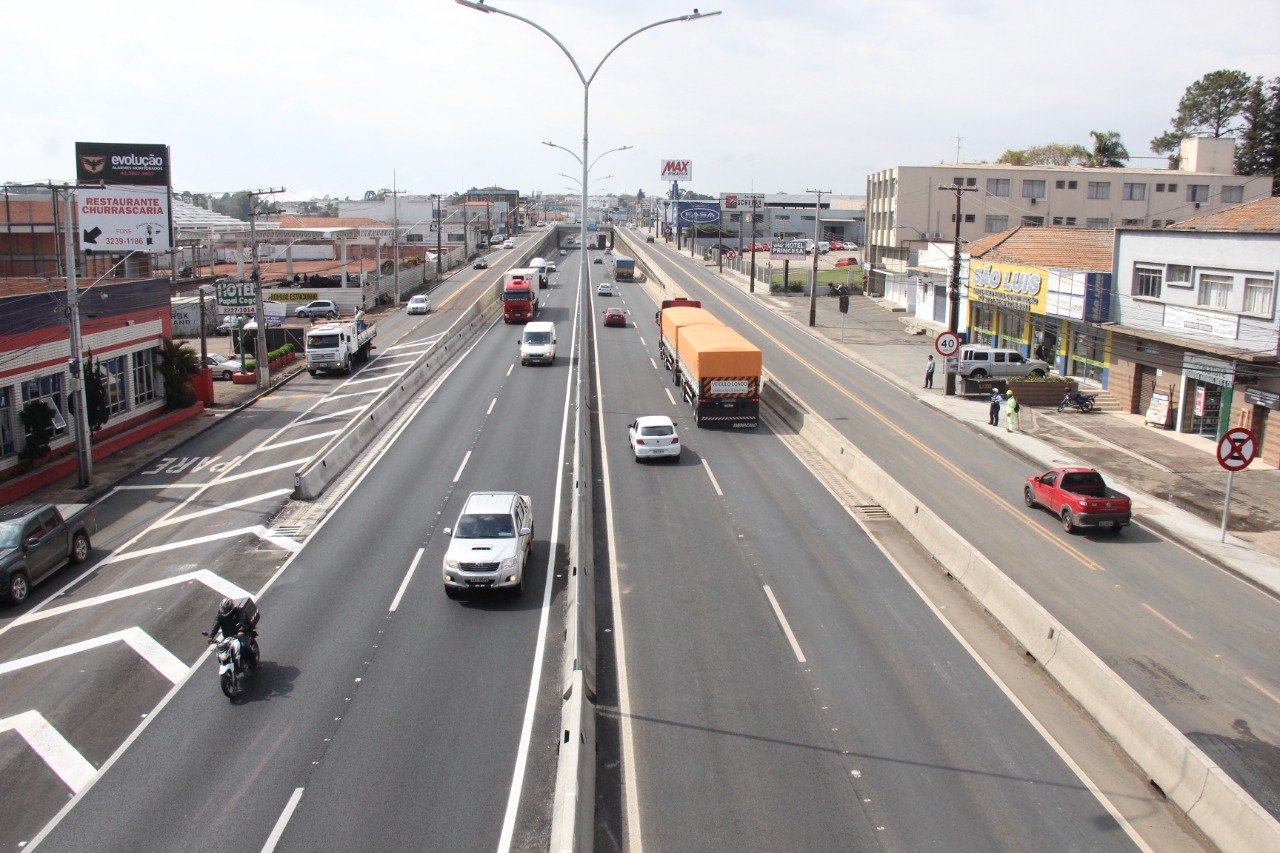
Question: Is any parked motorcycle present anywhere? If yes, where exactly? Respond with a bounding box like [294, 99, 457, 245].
[1057, 390, 1097, 413]
[202, 626, 259, 701]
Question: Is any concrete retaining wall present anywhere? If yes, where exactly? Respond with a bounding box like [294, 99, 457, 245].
[761, 376, 1280, 853]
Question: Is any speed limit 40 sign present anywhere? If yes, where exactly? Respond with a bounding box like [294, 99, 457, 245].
[935, 331, 960, 358]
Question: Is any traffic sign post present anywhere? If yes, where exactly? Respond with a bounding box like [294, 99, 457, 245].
[1216, 427, 1258, 542]
[935, 331, 960, 358]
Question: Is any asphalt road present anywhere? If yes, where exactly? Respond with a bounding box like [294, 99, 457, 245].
[626, 234, 1280, 820]
[1, 236, 571, 850]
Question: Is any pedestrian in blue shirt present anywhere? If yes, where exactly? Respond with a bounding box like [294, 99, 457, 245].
[989, 389, 1003, 426]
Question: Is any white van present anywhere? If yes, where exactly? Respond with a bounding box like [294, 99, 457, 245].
[816, 241, 831, 253]
[519, 321, 556, 365]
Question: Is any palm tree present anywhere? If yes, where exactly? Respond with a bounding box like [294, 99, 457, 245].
[156, 336, 200, 410]
[1087, 130, 1130, 168]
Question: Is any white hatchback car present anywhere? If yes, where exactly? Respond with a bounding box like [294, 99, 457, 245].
[406, 294, 431, 315]
[596, 282, 613, 296]
[503, 240, 514, 249]
[628, 415, 681, 462]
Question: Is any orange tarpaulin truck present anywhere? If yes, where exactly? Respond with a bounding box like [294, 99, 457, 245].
[672, 323, 762, 429]
[657, 305, 717, 370]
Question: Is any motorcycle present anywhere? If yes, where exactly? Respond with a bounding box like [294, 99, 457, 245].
[202, 623, 259, 701]
[1057, 390, 1097, 413]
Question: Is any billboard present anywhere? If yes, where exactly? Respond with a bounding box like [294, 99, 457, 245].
[770, 240, 809, 258]
[75, 142, 171, 186]
[75, 188, 170, 253]
[675, 201, 720, 226]
[660, 159, 693, 182]
[721, 193, 765, 210]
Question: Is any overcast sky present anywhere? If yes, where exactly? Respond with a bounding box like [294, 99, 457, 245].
[7, 0, 1278, 205]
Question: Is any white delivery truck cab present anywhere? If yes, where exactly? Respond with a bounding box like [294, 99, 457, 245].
[519, 321, 556, 366]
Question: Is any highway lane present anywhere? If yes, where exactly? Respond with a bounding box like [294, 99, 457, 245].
[627, 235, 1280, 816]
[590, 270, 1149, 850]
[32, 251, 582, 851]
[0, 257, 546, 848]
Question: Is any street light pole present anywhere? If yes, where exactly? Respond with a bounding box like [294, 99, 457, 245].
[938, 182, 978, 396]
[457, 0, 720, 297]
[434, 193, 443, 282]
[389, 175, 404, 307]
[806, 188, 830, 327]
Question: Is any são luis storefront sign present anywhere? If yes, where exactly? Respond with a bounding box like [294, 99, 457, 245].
[967, 261, 1049, 315]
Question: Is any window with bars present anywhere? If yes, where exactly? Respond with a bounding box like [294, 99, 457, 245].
[1087, 182, 1111, 200]
[1122, 183, 1146, 201]
[21, 374, 67, 435]
[1197, 273, 1232, 309]
[1244, 277, 1274, 316]
[1086, 217, 1111, 229]
[1222, 185, 1244, 204]
[986, 179, 1009, 197]
[1166, 265, 1191, 286]
[1134, 265, 1162, 298]
[985, 215, 1009, 232]
[132, 350, 156, 405]
[1187, 184, 1210, 203]
[1021, 180, 1046, 199]
[1020, 215, 1044, 226]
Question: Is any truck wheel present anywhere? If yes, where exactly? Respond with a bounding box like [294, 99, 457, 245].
[70, 532, 91, 564]
[1023, 486, 1036, 508]
[1061, 509, 1076, 534]
[7, 571, 30, 604]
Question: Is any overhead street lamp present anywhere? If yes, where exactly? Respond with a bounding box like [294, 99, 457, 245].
[458, 0, 721, 295]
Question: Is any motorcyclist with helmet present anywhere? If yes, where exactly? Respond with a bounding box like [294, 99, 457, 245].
[207, 596, 259, 669]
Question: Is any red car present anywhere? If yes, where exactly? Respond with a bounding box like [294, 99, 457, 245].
[603, 307, 627, 327]
[1024, 467, 1132, 533]
[828, 240, 845, 250]
[834, 257, 859, 267]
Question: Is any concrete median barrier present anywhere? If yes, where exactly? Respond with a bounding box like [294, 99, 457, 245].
[761, 375, 1280, 852]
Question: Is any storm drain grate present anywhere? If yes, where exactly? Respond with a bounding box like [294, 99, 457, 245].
[851, 504, 892, 521]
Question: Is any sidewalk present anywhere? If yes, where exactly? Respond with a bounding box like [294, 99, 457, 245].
[644, 230, 1280, 599]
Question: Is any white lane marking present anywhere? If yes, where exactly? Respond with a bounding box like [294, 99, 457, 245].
[701, 459, 724, 496]
[639, 336, 646, 347]
[487, 397, 497, 416]
[497, 255, 583, 853]
[0, 626, 187, 684]
[108, 484, 204, 491]
[762, 585, 807, 663]
[649, 357, 659, 371]
[383, 336, 442, 351]
[252, 429, 343, 454]
[315, 388, 383, 403]
[155, 489, 293, 527]
[507, 363, 514, 376]
[289, 406, 371, 429]
[260, 530, 303, 552]
[338, 371, 406, 387]
[665, 388, 676, 407]
[1140, 602, 1195, 641]
[1245, 675, 1280, 706]
[0, 711, 96, 794]
[213, 458, 313, 484]
[389, 548, 424, 613]
[260, 787, 305, 853]
[99, 526, 267, 564]
[452, 451, 471, 484]
[7, 570, 248, 629]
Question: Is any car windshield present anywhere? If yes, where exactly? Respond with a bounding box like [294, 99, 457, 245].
[0, 521, 21, 548]
[411, 298, 427, 305]
[525, 332, 552, 345]
[503, 292, 531, 302]
[455, 513, 515, 539]
[309, 333, 340, 349]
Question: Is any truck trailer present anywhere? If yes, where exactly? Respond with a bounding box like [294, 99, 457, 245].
[613, 255, 636, 282]
[306, 318, 376, 375]
[657, 305, 718, 370]
[672, 324, 762, 428]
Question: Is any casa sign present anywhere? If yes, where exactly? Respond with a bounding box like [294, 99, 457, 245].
[967, 261, 1049, 315]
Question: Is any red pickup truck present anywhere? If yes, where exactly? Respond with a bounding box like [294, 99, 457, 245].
[1024, 467, 1132, 534]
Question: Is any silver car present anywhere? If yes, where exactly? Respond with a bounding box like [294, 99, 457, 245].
[946, 346, 1051, 379]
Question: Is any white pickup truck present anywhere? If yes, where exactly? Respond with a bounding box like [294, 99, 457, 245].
[306, 318, 376, 375]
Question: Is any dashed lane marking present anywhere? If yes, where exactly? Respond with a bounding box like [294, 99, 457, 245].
[762, 585, 807, 663]
[701, 459, 724, 496]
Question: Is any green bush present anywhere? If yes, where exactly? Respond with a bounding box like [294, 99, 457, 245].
[1013, 373, 1071, 382]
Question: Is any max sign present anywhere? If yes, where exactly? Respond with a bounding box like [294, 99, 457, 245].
[660, 159, 693, 181]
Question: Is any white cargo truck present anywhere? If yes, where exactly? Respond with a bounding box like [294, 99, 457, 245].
[305, 317, 376, 375]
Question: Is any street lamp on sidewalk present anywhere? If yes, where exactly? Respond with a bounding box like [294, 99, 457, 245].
[457, 1, 721, 294]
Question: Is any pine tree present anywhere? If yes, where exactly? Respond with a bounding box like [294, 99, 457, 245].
[1235, 77, 1267, 175]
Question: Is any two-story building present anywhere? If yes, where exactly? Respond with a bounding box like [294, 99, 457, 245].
[1109, 196, 1280, 450]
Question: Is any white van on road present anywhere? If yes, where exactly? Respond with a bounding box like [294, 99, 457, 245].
[519, 321, 557, 365]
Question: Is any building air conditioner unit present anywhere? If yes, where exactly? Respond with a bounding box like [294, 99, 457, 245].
[932, 232, 942, 240]
[1030, 197, 1038, 204]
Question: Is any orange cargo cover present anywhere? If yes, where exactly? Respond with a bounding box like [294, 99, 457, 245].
[678, 324, 762, 381]
[660, 307, 721, 352]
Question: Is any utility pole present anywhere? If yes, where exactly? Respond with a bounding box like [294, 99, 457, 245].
[434, 194, 443, 282]
[938, 182, 978, 396]
[748, 196, 759, 293]
[248, 187, 285, 390]
[806, 188, 830, 327]
[388, 177, 405, 307]
[62, 186, 92, 487]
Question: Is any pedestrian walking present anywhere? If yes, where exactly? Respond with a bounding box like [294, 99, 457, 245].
[1005, 390, 1020, 433]
[989, 389, 1003, 426]
[924, 355, 936, 389]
